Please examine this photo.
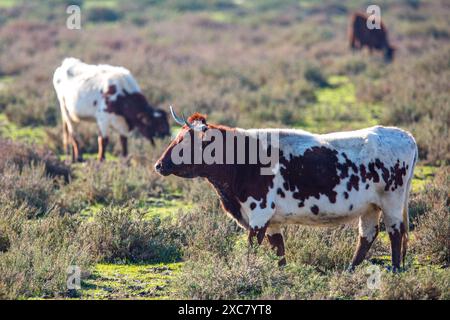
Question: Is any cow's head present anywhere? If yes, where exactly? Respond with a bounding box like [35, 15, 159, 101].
[136, 108, 170, 143]
[384, 46, 396, 62]
[154, 106, 213, 178]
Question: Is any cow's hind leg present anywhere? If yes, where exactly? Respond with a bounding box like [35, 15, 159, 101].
[349, 205, 380, 271]
[384, 214, 406, 273]
[62, 121, 70, 155]
[97, 135, 109, 162]
[266, 225, 286, 266]
[71, 136, 83, 162]
[381, 196, 407, 272]
[65, 119, 83, 162]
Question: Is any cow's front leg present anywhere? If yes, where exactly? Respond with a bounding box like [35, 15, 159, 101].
[120, 135, 128, 158]
[267, 225, 286, 266]
[248, 223, 268, 247]
[97, 135, 109, 161]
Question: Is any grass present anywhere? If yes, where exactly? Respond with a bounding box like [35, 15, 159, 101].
[300, 76, 383, 133]
[0, 0, 18, 8]
[412, 165, 439, 192]
[0, 0, 448, 300]
[83, 0, 119, 10]
[0, 114, 47, 146]
[79, 262, 183, 300]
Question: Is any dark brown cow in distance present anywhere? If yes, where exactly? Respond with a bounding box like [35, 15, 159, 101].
[349, 12, 396, 62]
[155, 107, 418, 271]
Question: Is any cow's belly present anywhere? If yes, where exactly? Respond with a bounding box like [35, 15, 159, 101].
[65, 89, 102, 122]
[271, 206, 366, 226]
[271, 188, 376, 227]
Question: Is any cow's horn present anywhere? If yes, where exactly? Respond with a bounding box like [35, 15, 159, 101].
[170, 106, 185, 126]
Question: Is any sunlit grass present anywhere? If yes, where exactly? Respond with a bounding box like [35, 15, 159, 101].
[299, 76, 383, 133]
[0, 113, 47, 145]
[79, 262, 183, 300]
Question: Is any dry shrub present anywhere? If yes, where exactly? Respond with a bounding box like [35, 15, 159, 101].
[0, 207, 92, 299]
[57, 160, 164, 213]
[284, 224, 356, 271]
[378, 268, 450, 300]
[78, 206, 183, 263]
[0, 138, 70, 181]
[413, 168, 450, 266]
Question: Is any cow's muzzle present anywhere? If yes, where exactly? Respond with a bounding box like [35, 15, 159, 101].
[154, 161, 171, 176]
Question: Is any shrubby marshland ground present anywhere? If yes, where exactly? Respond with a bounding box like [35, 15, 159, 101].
[0, 0, 448, 299]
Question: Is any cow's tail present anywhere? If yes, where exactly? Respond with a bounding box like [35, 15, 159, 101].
[402, 146, 418, 267]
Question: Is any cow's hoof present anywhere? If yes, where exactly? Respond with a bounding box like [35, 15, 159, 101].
[346, 264, 356, 273]
[278, 258, 287, 267]
[385, 266, 403, 273]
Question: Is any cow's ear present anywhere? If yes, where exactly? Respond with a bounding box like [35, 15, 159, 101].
[137, 112, 151, 125]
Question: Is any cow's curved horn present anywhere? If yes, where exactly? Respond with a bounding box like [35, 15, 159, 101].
[170, 106, 185, 126]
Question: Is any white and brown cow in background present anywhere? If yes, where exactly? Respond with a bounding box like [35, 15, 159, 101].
[155, 108, 418, 271]
[53, 58, 170, 161]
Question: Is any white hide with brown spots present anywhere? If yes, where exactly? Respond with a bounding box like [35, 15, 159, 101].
[53, 57, 140, 139]
[238, 126, 417, 240]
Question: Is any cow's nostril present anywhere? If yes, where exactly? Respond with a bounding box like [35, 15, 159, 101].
[155, 163, 162, 171]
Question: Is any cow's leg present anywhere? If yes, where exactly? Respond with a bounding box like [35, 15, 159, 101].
[62, 121, 70, 155]
[96, 116, 111, 162]
[62, 117, 83, 162]
[97, 135, 109, 162]
[381, 197, 407, 272]
[385, 216, 406, 273]
[71, 135, 83, 162]
[349, 205, 381, 271]
[120, 135, 128, 158]
[266, 225, 286, 266]
[350, 34, 357, 50]
[248, 223, 268, 247]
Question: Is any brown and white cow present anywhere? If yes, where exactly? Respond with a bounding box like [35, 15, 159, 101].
[349, 12, 396, 62]
[155, 108, 418, 271]
[53, 58, 170, 161]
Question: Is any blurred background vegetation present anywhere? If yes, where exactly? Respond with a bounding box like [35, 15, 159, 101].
[0, 0, 448, 299]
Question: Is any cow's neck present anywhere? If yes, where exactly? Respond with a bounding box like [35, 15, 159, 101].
[205, 165, 248, 229]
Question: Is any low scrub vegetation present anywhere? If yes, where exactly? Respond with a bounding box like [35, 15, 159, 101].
[0, 0, 448, 300]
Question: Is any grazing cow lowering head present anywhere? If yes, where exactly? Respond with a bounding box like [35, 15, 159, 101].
[54, 58, 171, 161]
[103, 88, 170, 145]
[135, 106, 170, 144]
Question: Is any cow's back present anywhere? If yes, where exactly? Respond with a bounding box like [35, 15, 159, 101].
[271, 126, 417, 225]
[351, 12, 389, 50]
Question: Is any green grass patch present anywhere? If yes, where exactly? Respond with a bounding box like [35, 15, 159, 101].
[299, 76, 383, 133]
[0, 113, 47, 145]
[141, 196, 193, 220]
[0, 0, 19, 8]
[83, 0, 119, 9]
[79, 262, 183, 300]
[412, 165, 438, 192]
[59, 152, 119, 162]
